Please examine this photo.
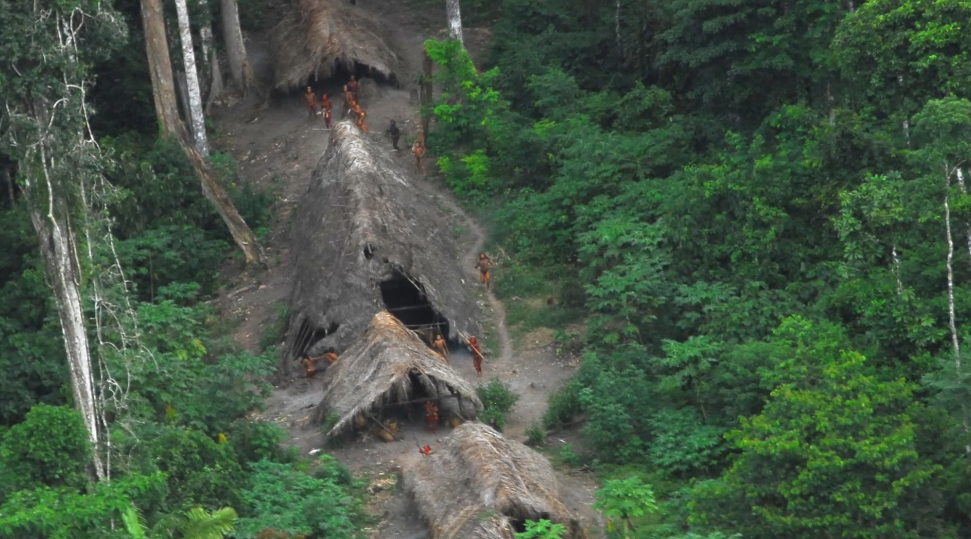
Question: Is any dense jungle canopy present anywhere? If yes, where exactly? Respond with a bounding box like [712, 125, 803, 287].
[3, 0, 971, 537]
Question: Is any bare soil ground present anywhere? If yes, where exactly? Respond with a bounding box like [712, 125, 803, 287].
[211, 1, 603, 537]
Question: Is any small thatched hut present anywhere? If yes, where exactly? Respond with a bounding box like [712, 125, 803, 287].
[283, 121, 480, 375]
[403, 423, 588, 539]
[270, 0, 404, 90]
[314, 311, 482, 434]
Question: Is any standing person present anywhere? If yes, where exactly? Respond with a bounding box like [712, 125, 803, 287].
[347, 74, 360, 103]
[424, 400, 439, 433]
[340, 85, 352, 118]
[412, 139, 426, 173]
[301, 353, 317, 377]
[476, 253, 492, 290]
[304, 86, 317, 119]
[320, 94, 333, 128]
[388, 120, 401, 150]
[466, 336, 484, 377]
[351, 102, 368, 132]
[432, 334, 449, 364]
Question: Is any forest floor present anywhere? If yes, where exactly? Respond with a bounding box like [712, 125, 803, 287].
[210, 1, 603, 537]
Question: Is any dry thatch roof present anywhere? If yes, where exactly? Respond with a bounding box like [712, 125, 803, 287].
[315, 312, 483, 435]
[403, 423, 588, 539]
[283, 120, 480, 374]
[270, 0, 404, 90]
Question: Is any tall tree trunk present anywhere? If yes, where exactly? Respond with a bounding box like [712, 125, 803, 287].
[206, 49, 225, 113]
[139, 0, 264, 266]
[221, 0, 254, 93]
[174, 0, 210, 156]
[615, 0, 622, 58]
[176, 70, 192, 130]
[141, 0, 183, 135]
[446, 0, 463, 43]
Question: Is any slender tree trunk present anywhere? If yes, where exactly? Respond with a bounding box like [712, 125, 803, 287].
[23, 147, 104, 482]
[615, 0, 622, 58]
[141, 0, 183, 135]
[174, 0, 210, 156]
[942, 165, 970, 452]
[206, 49, 225, 113]
[221, 0, 254, 93]
[891, 244, 902, 296]
[446, 0, 463, 43]
[176, 70, 192, 129]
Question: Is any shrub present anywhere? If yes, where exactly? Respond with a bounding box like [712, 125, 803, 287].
[0, 405, 91, 496]
[476, 379, 520, 431]
[542, 379, 582, 430]
[525, 423, 546, 447]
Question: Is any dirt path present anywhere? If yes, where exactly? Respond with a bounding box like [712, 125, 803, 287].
[211, 2, 602, 538]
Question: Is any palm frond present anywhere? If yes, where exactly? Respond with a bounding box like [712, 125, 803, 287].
[178, 506, 238, 539]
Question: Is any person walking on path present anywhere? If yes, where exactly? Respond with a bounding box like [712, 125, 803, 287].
[476, 253, 492, 290]
[466, 336, 484, 377]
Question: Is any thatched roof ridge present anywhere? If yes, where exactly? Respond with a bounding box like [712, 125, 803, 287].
[316, 312, 483, 435]
[270, 0, 404, 90]
[403, 423, 588, 539]
[283, 120, 480, 371]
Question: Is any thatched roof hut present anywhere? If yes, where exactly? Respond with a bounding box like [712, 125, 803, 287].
[315, 312, 483, 434]
[403, 423, 588, 539]
[270, 0, 404, 90]
[283, 121, 480, 374]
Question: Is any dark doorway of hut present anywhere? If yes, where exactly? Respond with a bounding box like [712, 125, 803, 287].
[291, 317, 339, 360]
[276, 61, 396, 105]
[379, 370, 440, 431]
[380, 269, 449, 346]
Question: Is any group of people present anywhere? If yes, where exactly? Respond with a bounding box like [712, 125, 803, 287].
[303, 74, 368, 132]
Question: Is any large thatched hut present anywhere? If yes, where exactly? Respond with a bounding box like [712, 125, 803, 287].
[270, 0, 404, 90]
[283, 121, 480, 375]
[403, 423, 588, 539]
[314, 311, 482, 434]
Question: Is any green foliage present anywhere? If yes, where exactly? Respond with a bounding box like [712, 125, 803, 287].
[122, 504, 238, 539]
[557, 444, 582, 468]
[0, 472, 168, 539]
[525, 423, 546, 447]
[0, 405, 91, 497]
[690, 318, 942, 539]
[515, 519, 566, 539]
[476, 379, 520, 431]
[593, 477, 658, 538]
[234, 458, 363, 539]
[542, 379, 582, 430]
[145, 427, 247, 510]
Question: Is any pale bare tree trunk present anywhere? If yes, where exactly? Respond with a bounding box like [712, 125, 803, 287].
[221, 0, 254, 93]
[891, 244, 903, 296]
[24, 161, 103, 482]
[141, 0, 183, 135]
[943, 165, 970, 452]
[197, 0, 225, 111]
[174, 0, 210, 156]
[446, 0, 463, 43]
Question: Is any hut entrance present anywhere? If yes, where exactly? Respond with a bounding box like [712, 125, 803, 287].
[380, 371, 436, 425]
[379, 271, 449, 342]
